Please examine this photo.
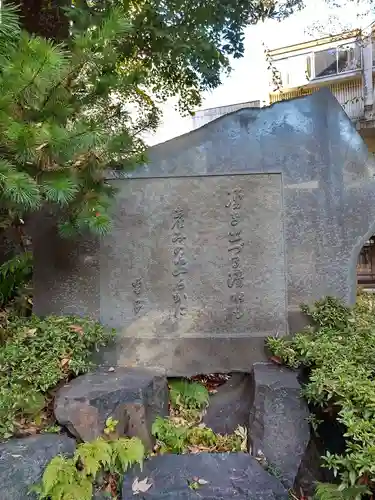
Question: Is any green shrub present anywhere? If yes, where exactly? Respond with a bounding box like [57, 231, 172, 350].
[152, 416, 246, 454]
[158, 378, 247, 454]
[0, 251, 32, 308]
[169, 379, 209, 412]
[314, 482, 370, 500]
[267, 295, 375, 497]
[152, 416, 189, 454]
[32, 435, 144, 499]
[0, 314, 113, 438]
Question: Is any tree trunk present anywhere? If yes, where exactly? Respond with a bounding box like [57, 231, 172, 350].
[17, 0, 70, 41]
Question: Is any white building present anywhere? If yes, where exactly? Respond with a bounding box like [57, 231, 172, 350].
[267, 22, 375, 154]
[192, 100, 262, 129]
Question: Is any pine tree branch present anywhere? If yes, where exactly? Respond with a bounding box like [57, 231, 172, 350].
[41, 61, 86, 111]
[74, 0, 90, 11]
[68, 127, 97, 144]
[130, 124, 151, 139]
[16, 54, 50, 103]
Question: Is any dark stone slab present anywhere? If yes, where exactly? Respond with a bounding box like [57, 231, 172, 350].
[122, 452, 289, 499]
[0, 434, 76, 500]
[54, 368, 168, 449]
[0, 227, 23, 265]
[249, 362, 310, 490]
[295, 437, 326, 497]
[32, 89, 375, 373]
[203, 373, 253, 434]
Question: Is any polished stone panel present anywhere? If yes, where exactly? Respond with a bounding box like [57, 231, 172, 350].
[100, 174, 286, 340]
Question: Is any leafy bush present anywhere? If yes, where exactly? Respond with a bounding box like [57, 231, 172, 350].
[152, 416, 189, 454]
[32, 435, 144, 499]
[152, 416, 247, 454]
[156, 378, 247, 454]
[169, 379, 209, 411]
[0, 251, 32, 308]
[314, 482, 370, 500]
[0, 314, 113, 438]
[267, 294, 375, 497]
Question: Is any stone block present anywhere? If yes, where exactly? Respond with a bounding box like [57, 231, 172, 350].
[0, 434, 75, 500]
[249, 362, 310, 489]
[202, 373, 252, 434]
[54, 368, 168, 449]
[122, 452, 289, 499]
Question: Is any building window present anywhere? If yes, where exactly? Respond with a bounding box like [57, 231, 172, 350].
[273, 41, 362, 88]
[315, 48, 337, 77]
[274, 54, 312, 88]
[337, 43, 361, 73]
[315, 43, 361, 78]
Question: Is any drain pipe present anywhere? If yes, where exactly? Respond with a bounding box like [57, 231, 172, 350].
[362, 25, 374, 119]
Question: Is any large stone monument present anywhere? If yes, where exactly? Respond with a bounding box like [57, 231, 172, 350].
[32, 89, 375, 375]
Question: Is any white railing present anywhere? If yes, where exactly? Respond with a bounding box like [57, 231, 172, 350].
[270, 78, 364, 121]
[332, 79, 364, 120]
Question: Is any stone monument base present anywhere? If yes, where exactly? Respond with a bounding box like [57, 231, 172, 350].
[95, 336, 269, 377]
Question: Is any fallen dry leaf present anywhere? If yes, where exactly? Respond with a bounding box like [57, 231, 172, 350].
[269, 355, 283, 365]
[197, 478, 209, 485]
[190, 373, 230, 392]
[234, 425, 248, 451]
[60, 357, 70, 369]
[106, 473, 118, 497]
[36, 142, 49, 151]
[132, 477, 152, 495]
[187, 446, 202, 454]
[187, 445, 212, 453]
[69, 325, 84, 335]
[170, 416, 189, 427]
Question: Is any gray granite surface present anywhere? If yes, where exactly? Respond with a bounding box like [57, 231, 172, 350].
[32, 89, 375, 374]
[54, 367, 168, 448]
[0, 435, 76, 500]
[249, 363, 310, 489]
[122, 453, 289, 499]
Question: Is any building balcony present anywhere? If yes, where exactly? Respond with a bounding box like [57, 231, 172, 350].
[267, 25, 375, 153]
[269, 75, 365, 121]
